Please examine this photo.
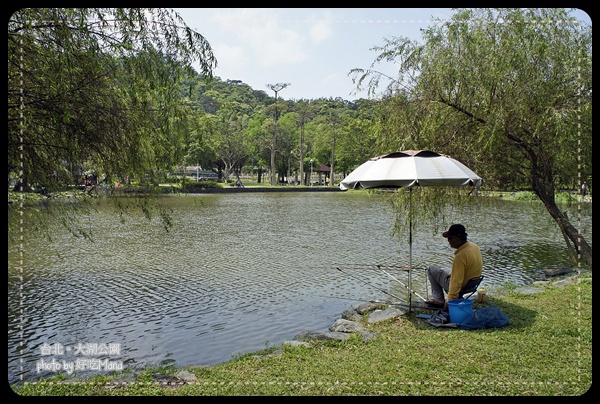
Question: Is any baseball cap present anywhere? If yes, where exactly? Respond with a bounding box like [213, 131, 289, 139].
[442, 224, 467, 238]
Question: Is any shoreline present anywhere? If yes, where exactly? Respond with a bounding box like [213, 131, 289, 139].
[181, 186, 342, 193]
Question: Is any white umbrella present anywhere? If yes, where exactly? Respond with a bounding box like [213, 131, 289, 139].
[339, 150, 483, 310]
[339, 150, 482, 190]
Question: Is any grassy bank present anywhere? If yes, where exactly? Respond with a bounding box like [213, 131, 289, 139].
[11, 272, 592, 396]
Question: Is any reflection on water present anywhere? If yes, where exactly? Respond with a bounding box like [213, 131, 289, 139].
[7, 192, 591, 384]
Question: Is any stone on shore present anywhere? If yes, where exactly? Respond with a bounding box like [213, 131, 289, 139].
[293, 330, 352, 342]
[366, 307, 406, 323]
[291, 300, 405, 345]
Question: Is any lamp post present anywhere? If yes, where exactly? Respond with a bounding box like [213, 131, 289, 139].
[310, 159, 314, 187]
[266, 83, 290, 186]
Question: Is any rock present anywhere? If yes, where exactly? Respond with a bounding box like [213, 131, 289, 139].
[514, 287, 544, 295]
[175, 370, 197, 382]
[356, 301, 388, 315]
[282, 340, 311, 347]
[293, 330, 351, 342]
[356, 331, 378, 342]
[341, 308, 362, 321]
[367, 307, 406, 323]
[553, 277, 577, 287]
[543, 267, 574, 277]
[291, 300, 396, 345]
[152, 373, 186, 385]
[532, 280, 551, 286]
[329, 318, 366, 333]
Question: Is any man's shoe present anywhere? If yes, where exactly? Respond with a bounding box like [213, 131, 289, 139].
[424, 299, 445, 308]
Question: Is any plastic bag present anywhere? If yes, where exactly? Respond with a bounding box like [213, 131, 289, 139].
[458, 306, 509, 330]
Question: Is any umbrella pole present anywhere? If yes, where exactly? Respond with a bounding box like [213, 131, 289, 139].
[408, 187, 413, 313]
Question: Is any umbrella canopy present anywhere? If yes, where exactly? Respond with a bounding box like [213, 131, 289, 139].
[339, 150, 483, 311]
[339, 150, 482, 191]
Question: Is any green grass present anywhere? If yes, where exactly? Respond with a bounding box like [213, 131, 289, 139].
[482, 190, 589, 203]
[10, 273, 592, 396]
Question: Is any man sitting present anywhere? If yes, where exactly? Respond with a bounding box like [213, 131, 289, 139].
[425, 224, 483, 311]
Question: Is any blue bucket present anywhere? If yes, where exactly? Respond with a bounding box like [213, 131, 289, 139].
[447, 299, 474, 324]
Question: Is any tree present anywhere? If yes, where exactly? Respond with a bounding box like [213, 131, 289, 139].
[323, 105, 342, 187]
[8, 8, 217, 191]
[293, 100, 315, 185]
[246, 113, 270, 183]
[277, 112, 299, 182]
[213, 102, 251, 181]
[351, 8, 592, 266]
[184, 113, 219, 170]
[266, 83, 290, 185]
[334, 113, 377, 178]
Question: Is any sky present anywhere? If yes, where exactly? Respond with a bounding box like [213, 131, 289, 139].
[173, 8, 592, 101]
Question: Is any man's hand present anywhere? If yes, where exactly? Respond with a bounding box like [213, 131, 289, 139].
[443, 301, 448, 311]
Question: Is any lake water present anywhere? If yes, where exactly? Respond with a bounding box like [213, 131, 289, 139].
[7, 191, 592, 384]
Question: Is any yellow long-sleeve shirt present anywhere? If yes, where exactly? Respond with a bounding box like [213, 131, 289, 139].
[447, 241, 483, 300]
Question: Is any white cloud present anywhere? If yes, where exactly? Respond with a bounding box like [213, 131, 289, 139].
[249, 24, 307, 67]
[308, 18, 333, 43]
[322, 72, 342, 84]
[175, 8, 477, 100]
[208, 9, 309, 67]
[212, 43, 248, 72]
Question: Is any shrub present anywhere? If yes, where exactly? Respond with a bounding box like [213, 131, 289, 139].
[181, 181, 222, 191]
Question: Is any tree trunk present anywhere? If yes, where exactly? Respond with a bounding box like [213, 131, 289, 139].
[536, 190, 592, 266]
[525, 143, 593, 267]
[330, 133, 336, 187]
[299, 127, 305, 186]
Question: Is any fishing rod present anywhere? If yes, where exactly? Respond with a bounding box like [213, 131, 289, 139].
[313, 293, 434, 315]
[314, 294, 391, 304]
[322, 263, 428, 272]
[330, 269, 439, 312]
[377, 265, 429, 302]
[335, 267, 404, 301]
[318, 265, 405, 271]
[375, 265, 424, 271]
